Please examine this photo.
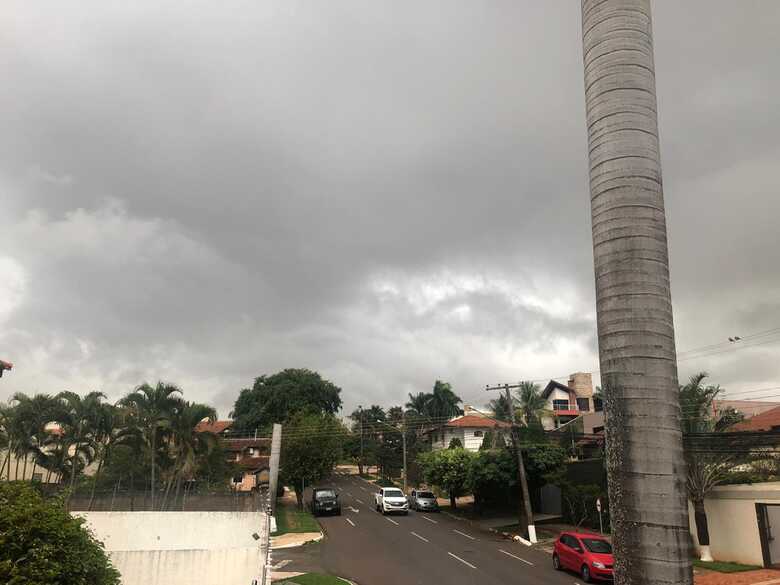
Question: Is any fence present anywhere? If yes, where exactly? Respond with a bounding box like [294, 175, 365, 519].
[66, 488, 267, 512]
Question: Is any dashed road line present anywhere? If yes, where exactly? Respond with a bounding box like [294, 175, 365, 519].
[453, 529, 476, 540]
[346, 518, 356, 527]
[386, 517, 400, 526]
[359, 486, 367, 492]
[498, 549, 534, 566]
[448, 552, 477, 569]
[421, 515, 438, 524]
[410, 531, 429, 543]
[355, 498, 364, 504]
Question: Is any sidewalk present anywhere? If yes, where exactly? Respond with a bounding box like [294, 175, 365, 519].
[695, 569, 780, 585]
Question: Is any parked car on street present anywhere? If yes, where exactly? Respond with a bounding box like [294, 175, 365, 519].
[409, 489, 439, 512]
[552, 531, 613, 582]
[374, 487, 409, 515]
[310, 487, 341, 516]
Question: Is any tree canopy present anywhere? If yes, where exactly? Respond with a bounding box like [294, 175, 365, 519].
[231, 368, 342, 432]
[0, 482, 120, 585]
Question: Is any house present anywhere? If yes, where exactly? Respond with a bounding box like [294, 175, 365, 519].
[729, 405, 780, 433]
[714, 400, 780, 422]
[195, 420, 270, 492]
[540, 372, 601, 431]
[427, 407, 511, 452]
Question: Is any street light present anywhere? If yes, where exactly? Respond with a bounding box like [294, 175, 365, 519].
[374, 416, 408, 494]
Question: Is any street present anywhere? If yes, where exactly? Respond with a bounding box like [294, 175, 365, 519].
[303, 472, 583, 585]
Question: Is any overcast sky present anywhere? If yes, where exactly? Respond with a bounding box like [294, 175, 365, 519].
[2, 1, 779, 418]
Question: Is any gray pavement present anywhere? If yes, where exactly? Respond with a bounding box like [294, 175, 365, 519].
[275, 471, 590, 585]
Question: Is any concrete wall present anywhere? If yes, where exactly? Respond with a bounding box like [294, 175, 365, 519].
[431, 428, 489, 452]
[77, 511, 267, 585]
[689, 482, 780, 566]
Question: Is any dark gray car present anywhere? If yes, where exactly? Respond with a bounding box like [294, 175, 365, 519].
[310, 487, 341, 516]
[409, 489, 438, 512]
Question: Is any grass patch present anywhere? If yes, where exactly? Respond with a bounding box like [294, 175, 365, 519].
[272, 501, 321, 535]
[283, 573, 349, 585]
[693, 560, 761, 573]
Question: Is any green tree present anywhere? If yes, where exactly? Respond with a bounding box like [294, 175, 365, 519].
[0, 482, 120, 585]
[680, 373, 745, 561]
[427, 380, 462, 420]
[405, 392, 431, 417]
[56, 391, 109, 496]
[467, 448, 515, 511]
[418, 448, 474, 509]
[581, 1, 691, 582]
[448, 437, 463, 449]
[280, 412, 346, 509]
[488, 394, 515, 422]
[119, 382, 183, 510]
[231, 368, 342, 432]
[516, 381, 548, 427]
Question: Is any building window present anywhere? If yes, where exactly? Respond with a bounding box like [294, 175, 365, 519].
[593, 426, 604, 434]
[473, 430, 483, 437]
[553, 399, 570, 411]
[577, 398, 590, 412]
[594, 397, 603, 412]
[233, 474, 243, 484]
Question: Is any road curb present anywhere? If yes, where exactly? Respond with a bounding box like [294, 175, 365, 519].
[270, 532, 324, 549]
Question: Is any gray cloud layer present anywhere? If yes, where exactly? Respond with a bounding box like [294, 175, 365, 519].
[2, 1, 779, 416]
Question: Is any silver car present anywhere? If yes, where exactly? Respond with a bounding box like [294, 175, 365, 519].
[409, 489, 439, 512]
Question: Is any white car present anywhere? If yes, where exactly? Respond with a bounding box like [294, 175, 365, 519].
[375, 487, 409, 515]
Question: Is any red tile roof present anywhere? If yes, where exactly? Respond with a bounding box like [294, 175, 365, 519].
[731, 405, 780, 432]
[195, 420, 233, 434]
[237, 456, 270, 471]
[444, 415, 511, 429]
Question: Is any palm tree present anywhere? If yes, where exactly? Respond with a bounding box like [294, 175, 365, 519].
[679, 373, 744, 562]
[0, 404, 10, 480]
[120, 382, 183, 510]
[427, 381, 462, 420]
[56, 391, 106, 495]
[488, 394, 515, 422]
[161, 402, 217, 509]
[582, 1, 692, 583]
[515, 381, 548, 427]
[87, 403, 139, 510]
[405, 392, 431, 417]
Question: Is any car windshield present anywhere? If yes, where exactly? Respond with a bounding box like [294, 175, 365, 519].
[384, 489, 405, 498]
[582, 539, 612, 554]
[418, 492, 435, 499]
[315, 490, 336, 499]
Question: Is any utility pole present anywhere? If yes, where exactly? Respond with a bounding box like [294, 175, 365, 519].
[358, 405, 364, 477]
[268, 423, 282, 516]
[375, 417, 408, 493]
[486, 383, 536, 543]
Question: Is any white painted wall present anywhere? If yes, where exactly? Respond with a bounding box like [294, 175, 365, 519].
[767, 506, 780, 563]
[462, 429, 486, 451]
[688, 482, 780, 566]
[77, 511, 267, 585]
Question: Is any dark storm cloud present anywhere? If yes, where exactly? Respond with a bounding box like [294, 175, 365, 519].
[1, 1, 778, 416]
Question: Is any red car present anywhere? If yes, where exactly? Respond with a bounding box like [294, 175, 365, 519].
[553, 531, 613, 582]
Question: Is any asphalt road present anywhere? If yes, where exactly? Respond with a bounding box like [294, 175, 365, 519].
[305, 471, 587, 585]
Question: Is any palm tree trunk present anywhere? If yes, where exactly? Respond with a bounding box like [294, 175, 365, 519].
[150, 429, 156, 510]
[30, 460, 37, 483]
[14, 452, 21, 480]
[692, 498, 713, 561]
[1, 449, 10, 480]
[582, 1, 692, 583]
[68, 437, 81, 494]
[22, 452, 28, 480]
[88, 455, 106, 511]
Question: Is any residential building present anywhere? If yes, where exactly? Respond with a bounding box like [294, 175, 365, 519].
[540, 372, 600, 430]
[195, 420, 270, 491]
[730, 405, 780, 432]
[426, 407, 511, 452]
[713, 400, 780, 421]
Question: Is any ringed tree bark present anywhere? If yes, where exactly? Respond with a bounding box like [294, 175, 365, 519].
[581, 1, 692, 583]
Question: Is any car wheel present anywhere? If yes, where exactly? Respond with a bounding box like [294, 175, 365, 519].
[552, 554, 561, 571]
[581, 565, 592, 583]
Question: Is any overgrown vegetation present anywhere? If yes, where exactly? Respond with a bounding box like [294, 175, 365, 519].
[692, 560, 761, 573]
[273, 501, 321, 535]
[0, 482, 121, 585]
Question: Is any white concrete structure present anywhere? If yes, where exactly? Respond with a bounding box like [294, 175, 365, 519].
[77, 511, 268, 585]
[689, 482, 780, 566]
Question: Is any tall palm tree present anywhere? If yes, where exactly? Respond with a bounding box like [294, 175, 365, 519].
[87, 403, 139, 510]
[488, 394, 515, 422]
[57, 391, 106, 495]
[515, 381, 548, 427]
[120, 382, 183, 510]
[427, 381, 462, 420]
[161, 401, 217, 509]
[582, 1, 691, 583]
[0, 404, 10, 480]
[405, 392, 431, 417]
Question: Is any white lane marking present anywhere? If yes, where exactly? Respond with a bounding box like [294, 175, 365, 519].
[345, 492, 353, 497]
[346, 518, 356, 527]
[348, 506, 360, 513]
[386, 517, 400, 526]
[498, 549, 534, 566]
[448, 552, 477, 569]
[453, 529, 476, 540]
[359, 486, 367, 492]
[410, 531, 429, 543]
[355, 498, 364, 505]
[421, 515, 438, 524]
